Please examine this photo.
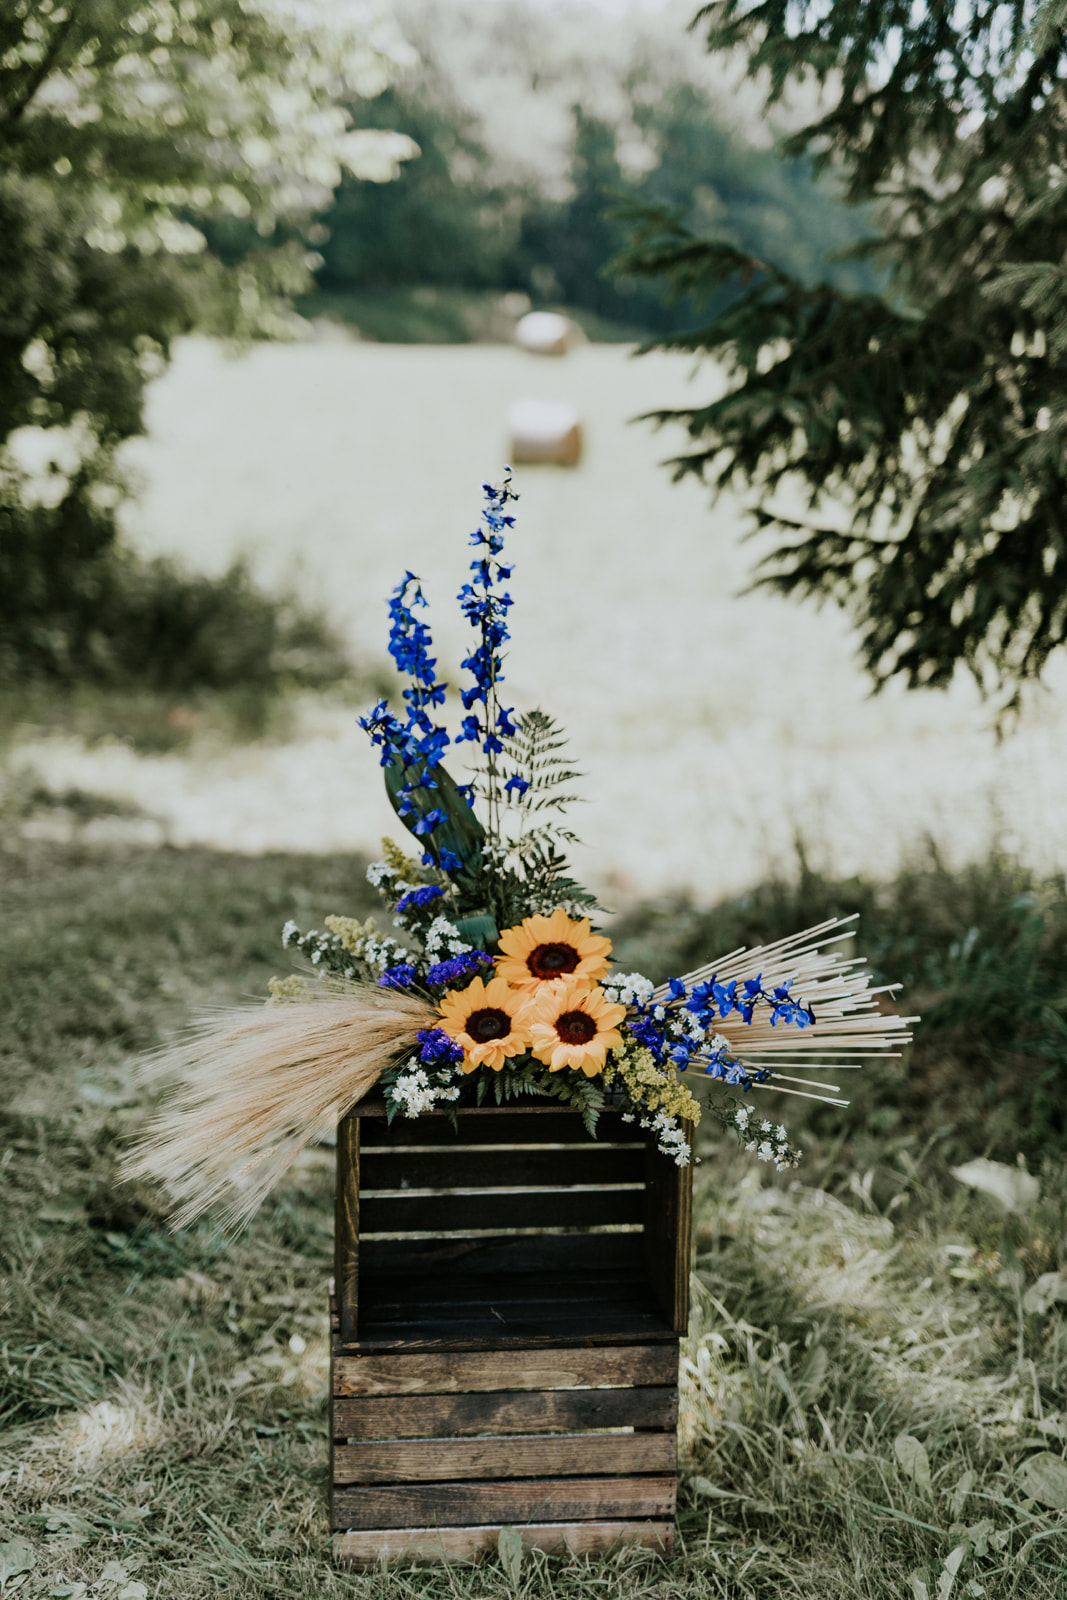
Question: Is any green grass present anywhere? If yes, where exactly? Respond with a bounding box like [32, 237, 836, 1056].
[2, 837, 1067, 1598]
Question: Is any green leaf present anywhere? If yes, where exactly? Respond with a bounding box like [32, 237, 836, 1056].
[950, 1159, 1040, 1214]
[1022, 1271, 1067, 1315]
[794, 1342, 829, 1405]
[0, 1544, 35, 1593]
[894, 1433, 932, 1494]
[497, 1525, 523, 1586]
[383, 756, 484, 873]
[937, 1547, 967, 1600]
[453, 913, 499, 949]
[1017, 1451, 1067, 1508]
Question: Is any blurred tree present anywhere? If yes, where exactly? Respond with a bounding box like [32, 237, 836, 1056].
[615, 1, 1067, 713]
[313, 61, 876, 338]
[0, 0, 410, 680]
[316, 83, 511, 291]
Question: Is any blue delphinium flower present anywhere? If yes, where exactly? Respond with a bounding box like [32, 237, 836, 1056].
[361, 475, 520, 844]
[455, 471, 518, 759]
[618, 967, 809, 1089]
[359, 574, 452, 840]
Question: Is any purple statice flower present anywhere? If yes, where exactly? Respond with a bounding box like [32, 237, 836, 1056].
[378, 963, 417, 989]
[417, 1027, 465, 1067]
[396, 885, 446, 914]
[425, 951, 494, 987]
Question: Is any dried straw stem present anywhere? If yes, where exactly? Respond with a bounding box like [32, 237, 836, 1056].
[653, 916, 916, 1090]
[122, 985, 436, 1234]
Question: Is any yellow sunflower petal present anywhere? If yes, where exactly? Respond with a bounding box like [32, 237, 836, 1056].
[496, 908, 613, 991]
[438, 975, 533, 1072]
[527, 977, 622, 1077]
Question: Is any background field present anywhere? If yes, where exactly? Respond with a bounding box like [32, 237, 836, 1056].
[8, 338, 1067, 905]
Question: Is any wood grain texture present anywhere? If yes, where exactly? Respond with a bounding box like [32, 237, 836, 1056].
[357, 1270, 655, 1318]
[333, 1430, 676, 1484]
[332, 1520, 673, 1565]
[348, 1311, 676, 1353]
[331, 1474, 677, 1530]
[360, 1144, 644, 1191]
[641, 1121, 694, 1335]
[334, 1116, 360, 1343]
[361, 1186, 643, 1236]
[333, 1384, 678, 1440]
[333, 1342, 680, 1396]
[359, 1231, 644, 1278]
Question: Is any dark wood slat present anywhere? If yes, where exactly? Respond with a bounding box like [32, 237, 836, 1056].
[361, 1144, 644, 1191]
[642, 1121, 694, 1336]
[359, 1231, 644, 1278]
[333, 1431, 675, 1485]
[334, 1342, 679, 1396]
[332, 1474, 677, 1530]
[358, 1268, 652, 1315]
[353, 1308, 674, 1351]
[334, 1385, 678, 1439]
[332, 1520, 673, 1564]
[334, 1116, 360, 1343]
[355, 1108, 645, 1144]
[361, 1187, 643, 1235]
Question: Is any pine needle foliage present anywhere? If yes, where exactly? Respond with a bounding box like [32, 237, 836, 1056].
[614, 0, 1067, 713]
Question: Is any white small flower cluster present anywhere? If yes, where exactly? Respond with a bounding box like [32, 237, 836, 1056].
[281, 924, 358, 977]
[637, 1109, 691, 1167]
[734, 1106, 801, 1172]
[424, 915, 472, 962]
[680, 1012, 707, 1044]
[391, 1063, 462, 1117]
[601, 971, 655, 1008]
[360, 933, 407, 976]
[368, 860, 422, 923]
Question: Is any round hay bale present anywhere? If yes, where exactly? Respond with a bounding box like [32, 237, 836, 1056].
[514, 311, 577, 356]
[507, 399, 583, 467]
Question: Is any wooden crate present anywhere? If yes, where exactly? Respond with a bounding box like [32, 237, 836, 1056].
[331, 1098, 693, 1566]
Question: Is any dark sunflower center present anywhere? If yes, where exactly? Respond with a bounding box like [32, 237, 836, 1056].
[466, 1006, 512, 1043]
[528, 942, 580, 979]
[555, 1009, 597, 1045]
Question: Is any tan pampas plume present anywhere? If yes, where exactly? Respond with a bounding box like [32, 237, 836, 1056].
[654, 915, 917, 1107]
[122, 984, 437, 1234]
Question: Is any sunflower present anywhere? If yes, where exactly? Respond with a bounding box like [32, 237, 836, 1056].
[437, 975, 533, 1072]
[496, 907, 612, 991]
[527, 976, 627, 1078]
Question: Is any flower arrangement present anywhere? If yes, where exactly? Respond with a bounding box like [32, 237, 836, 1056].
[126, 472, 915, 1231]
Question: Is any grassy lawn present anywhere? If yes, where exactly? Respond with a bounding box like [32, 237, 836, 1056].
[2, 836, 1066, 1599]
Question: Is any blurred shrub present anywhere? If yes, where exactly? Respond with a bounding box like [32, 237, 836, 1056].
[610, 842, 1067, 1161]
[309, 45, 878, 341]
[0, 486, 349, 692]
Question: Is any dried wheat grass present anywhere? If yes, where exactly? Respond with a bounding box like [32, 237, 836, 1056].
[122, 985, 436, 1232]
